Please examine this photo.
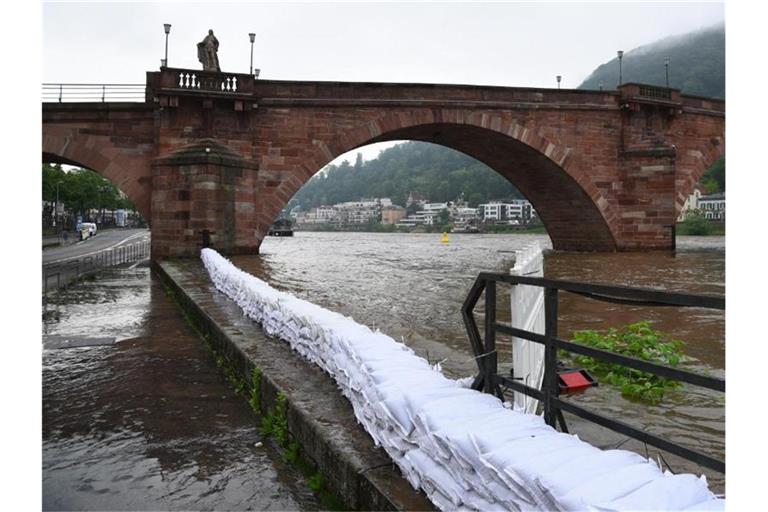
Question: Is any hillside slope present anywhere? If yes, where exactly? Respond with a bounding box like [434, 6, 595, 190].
[579, 24, 724, 98]
[289, 142, 523, 210]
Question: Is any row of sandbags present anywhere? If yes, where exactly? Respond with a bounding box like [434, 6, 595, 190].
[201, 249, 723, 511]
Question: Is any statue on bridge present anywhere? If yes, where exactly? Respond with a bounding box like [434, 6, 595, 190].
[197, 29, 221, 72]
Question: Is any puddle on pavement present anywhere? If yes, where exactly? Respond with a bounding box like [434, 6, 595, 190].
[42, 267, 320, 511]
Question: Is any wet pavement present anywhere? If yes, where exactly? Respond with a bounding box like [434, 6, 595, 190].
[42, 265, 320, 511]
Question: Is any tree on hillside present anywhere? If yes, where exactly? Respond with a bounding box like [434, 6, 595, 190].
[701, 157, 725, 193]
[290, 141, 524, 210]
[579, 24, 724, 98]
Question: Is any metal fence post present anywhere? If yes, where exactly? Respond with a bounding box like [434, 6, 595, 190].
[543, 287, 559, 428]
[484, 280, 497, 395]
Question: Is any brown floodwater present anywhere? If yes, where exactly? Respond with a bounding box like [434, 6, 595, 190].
[42, 265, 320, 511]
[232, 232, 725, 493]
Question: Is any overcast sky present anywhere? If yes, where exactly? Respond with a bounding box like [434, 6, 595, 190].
[42, 1, 724, 162]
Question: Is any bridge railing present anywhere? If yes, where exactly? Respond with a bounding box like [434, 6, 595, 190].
[462, 272, 725, 473]
[147, 67, 256, 96]
[42, 83, 146, 103]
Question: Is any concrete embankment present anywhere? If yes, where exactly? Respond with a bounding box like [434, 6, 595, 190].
[153, 259, 433, 511]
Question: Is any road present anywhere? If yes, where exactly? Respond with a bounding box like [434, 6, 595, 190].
[43, 228, 150, 266]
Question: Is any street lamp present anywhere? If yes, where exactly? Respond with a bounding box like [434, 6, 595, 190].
[249, 32, 256, 75]
[53, 181, 61, 228]
[664, 57, 670, 88]
[599, 80, 604, 91]
[163, 23, 171, 68]
[617, 50, 624, 86]
[556, 75, 561, 89]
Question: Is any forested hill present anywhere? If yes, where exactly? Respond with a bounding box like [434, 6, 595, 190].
[289, 142, 523, 210]
[579, 24, 724, 98]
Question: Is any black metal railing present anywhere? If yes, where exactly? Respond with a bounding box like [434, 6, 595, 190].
[462, 272, 725, 473]
[43, 240, 151, 310]
[42, 83, 146, 103]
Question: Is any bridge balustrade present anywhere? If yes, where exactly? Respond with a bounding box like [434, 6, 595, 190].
[42, 83, 146, 103]
[177, 71, 239, 92]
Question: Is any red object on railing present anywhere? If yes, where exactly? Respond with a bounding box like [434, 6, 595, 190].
[558, 369, 597, 394]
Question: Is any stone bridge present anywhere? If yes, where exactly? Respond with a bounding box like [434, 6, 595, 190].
[42, 68, 725, 256]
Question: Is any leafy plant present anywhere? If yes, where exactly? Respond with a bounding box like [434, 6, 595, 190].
[308, 472, 324, 493]
[249, 367, 262, 413]
[677, 212, 714, 236]
[260, 392, 290, 447]
[569, 321, 685, 404]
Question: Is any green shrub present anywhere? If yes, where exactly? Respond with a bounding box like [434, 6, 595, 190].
[677, 213, 713, 236]
[569, 321, 685, 404]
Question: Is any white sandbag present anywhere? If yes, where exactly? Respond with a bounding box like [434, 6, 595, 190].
[590, 473, 717, 511]
[555, 460, 664, 511]
[200, 249, 724, 512]
[683, 497, 725, 511]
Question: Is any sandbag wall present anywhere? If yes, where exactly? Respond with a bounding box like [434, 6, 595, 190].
[201, 248, 723, 512]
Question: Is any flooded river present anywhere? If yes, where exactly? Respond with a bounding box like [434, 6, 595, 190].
[42, 232, 725, 508]
[232, 232, 725, 493]
[42, 266, 320, 511]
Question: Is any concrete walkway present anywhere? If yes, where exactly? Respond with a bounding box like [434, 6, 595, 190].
[155, 258, 433, 511]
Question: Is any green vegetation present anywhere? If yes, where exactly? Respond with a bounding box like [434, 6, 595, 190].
[568, 321, 685, 404]
[289, 141, 524, 211]
[701, 156, 725, 194]
[579, 24, 724, 98]
[249, 367, 262, 413]
[677, 213, 723, 236]
[43, 164, 136, 215]
[260, 392, 290, 446]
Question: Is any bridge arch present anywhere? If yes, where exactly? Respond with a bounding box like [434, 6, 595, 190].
[271, 110, 620, 251]
[42, 105, 155, 223]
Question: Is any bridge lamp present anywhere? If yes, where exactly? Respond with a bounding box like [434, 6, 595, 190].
[617, 50, 624, 86]
[249, 33, 256, 75]
[664, 57, 670, 88]
[163, 23, 171, 68]
[556, 75, 562, 89]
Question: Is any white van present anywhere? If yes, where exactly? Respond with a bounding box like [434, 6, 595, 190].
[78, 222, 97, 240]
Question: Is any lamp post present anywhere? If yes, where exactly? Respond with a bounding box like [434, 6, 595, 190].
[163, 23, 171, 68]
[556, 75, 561, 89]
[664, 57, 670, 88]
[617, 50, 624, 86]
[599, 80, 604, 91]
[249, 33, 256, 75]
[53, 181, 61, 228]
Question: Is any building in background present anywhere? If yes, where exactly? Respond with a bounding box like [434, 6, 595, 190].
[698, 192, 725, 221]
[382, 205, 407, 225]
[678, 185, 704, 222]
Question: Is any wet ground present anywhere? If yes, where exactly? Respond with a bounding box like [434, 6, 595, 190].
[42, 265, 320, 511]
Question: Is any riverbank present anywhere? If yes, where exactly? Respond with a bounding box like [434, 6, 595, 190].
[295, 223, 547, 235]
[153, 258, 434, 511]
